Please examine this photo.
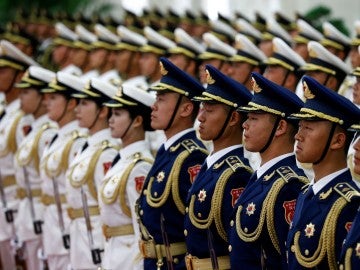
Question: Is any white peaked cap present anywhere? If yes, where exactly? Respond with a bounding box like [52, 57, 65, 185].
[322, 21, 351, 46]
[0, 40, 39, 68]
[55, 22, 78, 41]
[94, 24, 119, 44]
[266, 19, 293, 45]
[57, 71, 88, 91]
[210, 20, 237, 40]
[272, 37, 305, 67]
[122, 82, 155, 107]
[306, 41, 351, 74]
[27, 66, 55, 83]
[295, 19, 323, 42]
[234, 18, 263, 42]
[202, 32, 236, 57]
[89, 78, 118, 99]
[168, 28, 205, 56]
[117, 25, 147, 46]
[75, 24, 97, 43]
[143, 26, 176, 49]
[232, 34, 266, 63]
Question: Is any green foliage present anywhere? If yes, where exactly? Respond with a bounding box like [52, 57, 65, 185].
[302, 4, 350, 37]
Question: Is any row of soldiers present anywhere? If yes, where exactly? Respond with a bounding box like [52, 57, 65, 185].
[0, 6, 360, 270]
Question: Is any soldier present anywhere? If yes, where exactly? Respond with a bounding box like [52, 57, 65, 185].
[263, 37, 305, 92]
[184, 65, 253, 270]
[100, 84, 155, 270]
[168, 28, 205, 80]
[40, 72, 88, 269]
[233, 18, 263, 46]
[229, 73, 308, 269]
[0, 40, 38, 269]
[286, 76, 360, 269]
[65, 78, 119, 269]
[115, 25, 148, 88]
[139, 26, 175, 87]
[198, 32, 236, 86]
[136, 57, 208, 270]
[14, 66, 58, 270]
[292, 19, 324, 62]
[339, 123, 360, 269]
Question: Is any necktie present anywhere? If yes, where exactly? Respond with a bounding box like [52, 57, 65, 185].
[49, 134, 58, 146]
[111, 153, 121, 167]
[81, 141, 89, 152]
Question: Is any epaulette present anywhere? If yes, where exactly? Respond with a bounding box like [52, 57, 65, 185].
[213, 155, 252, 173]
[334, 182, 360, 202]
[41, 122, 57, 131]
[101, 140, 119, 151]
[276, 166, 309, 184]
[70, 130, 88, 140]
[170, 139, 207, 154]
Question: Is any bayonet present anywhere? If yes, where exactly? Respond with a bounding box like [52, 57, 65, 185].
[207, 228, 219, 270]
[160, 213, 174, 270]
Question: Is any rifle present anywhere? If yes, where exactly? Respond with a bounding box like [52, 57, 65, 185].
[160, 213, 174, 270]
[51, 177, 70, 249]
[80, 187, 102, 265]
[207, 228, 219, 270]
[22, 166, 42, 234]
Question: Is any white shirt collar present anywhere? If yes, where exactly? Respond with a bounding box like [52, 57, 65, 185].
[164, 128, 194, 150]
[311, 168, 348, 195]
[257, 153, 294, 179]
[207, 145, 242, 169]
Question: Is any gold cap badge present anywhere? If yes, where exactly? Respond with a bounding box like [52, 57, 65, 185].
[160, 62, 168, 75]
[206, 69, 215, 84]
[303, 81, 315, 99]
[251, 77, 262, 93]
[116, 85, 123, 97]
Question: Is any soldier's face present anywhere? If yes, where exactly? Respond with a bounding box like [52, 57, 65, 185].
[109, 108, 132, 139]
[294, 120, 332, 163]
[139, 53, 158, 77]
[151, 92, 179, 130]
[75, 99, 99, 129]
[52, 45, 69, 65]
[115, 50, 132, 74]
[19, 88, 42, 114]
[263, 65, 287, 85]
[197, 102, 230, 141]
[242, 112, 276, 152]
[228, 62, 253, 86]
[349, 46, 360, 69]
[47, 93, 67, 121]
[353, 135, 360, 175]
[0, 67, 17, 92]
[353, 77, 360, 105]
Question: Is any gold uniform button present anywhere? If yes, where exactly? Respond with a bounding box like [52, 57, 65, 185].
[244, 227, 248, 233]
[339, 264, 344, 270]
[197, 213, 202, 218]
[230, 220, 234, 227]
[305, 249, 309, 256]
[291, 245, 295, 252]
[154, 192, 158, 197]
[143, 190, 147, 195]
[140, 210, 144, 216]
[185, 207, 189, 213]
[184, 229, 188, 236]
[174, 258, 179, 264]
[228, 245, 232, 252]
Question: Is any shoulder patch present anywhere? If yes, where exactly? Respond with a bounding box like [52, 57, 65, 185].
[276, 166, 309, 185]
[170, 139, 208, 154]
[334, 182, 360, 202]
[214, 155, 253, 173]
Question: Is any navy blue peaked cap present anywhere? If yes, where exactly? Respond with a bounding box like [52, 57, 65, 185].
[193, 64, 252, 108]
[149, 57, 205, 99]
[238, 72, 304, 117]
[290, 76, 360, 129]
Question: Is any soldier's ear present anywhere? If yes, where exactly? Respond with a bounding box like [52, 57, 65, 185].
[179, 99, 194, 117]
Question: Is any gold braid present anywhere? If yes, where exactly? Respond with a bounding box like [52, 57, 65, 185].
[188, 194, 213, 229]
[1, 111, 24, 156]
[344, 248, 353, 270]
[293, 197, 348, 269]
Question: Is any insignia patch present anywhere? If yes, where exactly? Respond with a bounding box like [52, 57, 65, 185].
[156, 171, 165, 183]
[304, 223, 315, 238]
[103, 162, 112, 174]
[345, 222, 352, 233]
[198, 189, 207, 202]
[283, 200, 297, 225]
[356, 243, 360, 258]
[231, 188, 244, 207]
[188, 164, 202, 183]
[246, 202, 256, 216]
[303, 82, 315, 99]
[206, 69, 215, 84]
[263, 171, 275, 181]
[135, 176, 145, 193]
[251, 77, 262, 93]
